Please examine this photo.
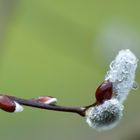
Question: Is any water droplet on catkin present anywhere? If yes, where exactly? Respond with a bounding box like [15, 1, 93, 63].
[132, 81, 138, 90]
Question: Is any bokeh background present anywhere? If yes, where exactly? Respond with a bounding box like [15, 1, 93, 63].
[0, 0, 140, 140]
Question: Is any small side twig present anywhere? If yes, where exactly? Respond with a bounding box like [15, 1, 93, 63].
[9, 95, 87, 116]
[0, 81, 112, 117]
[0, 94, 94, 117]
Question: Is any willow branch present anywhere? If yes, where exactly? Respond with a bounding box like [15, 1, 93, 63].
[0, 95, 91, 116]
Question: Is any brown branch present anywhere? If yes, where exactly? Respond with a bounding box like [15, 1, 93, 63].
[4, 95, 89, 116]
[0, 81, 113, 117]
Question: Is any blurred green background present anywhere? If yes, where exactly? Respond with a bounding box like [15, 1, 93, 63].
[0, 0, 140, 140]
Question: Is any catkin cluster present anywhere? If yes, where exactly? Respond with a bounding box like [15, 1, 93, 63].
[86, 49, 138, 130]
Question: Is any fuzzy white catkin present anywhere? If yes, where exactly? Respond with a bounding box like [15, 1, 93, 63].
[105, 49, 138, 103]
[86, 99, 123, 131]
[86, 49, 138, 130]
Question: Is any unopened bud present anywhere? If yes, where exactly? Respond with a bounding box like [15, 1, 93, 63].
[0, 95, 23, 113]
[35, 96, 57, 105]
[95, 80, 113, 104]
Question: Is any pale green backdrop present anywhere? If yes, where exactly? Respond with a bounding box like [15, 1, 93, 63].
[0, 0, 140, 140]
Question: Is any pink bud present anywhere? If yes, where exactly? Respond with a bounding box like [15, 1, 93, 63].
[35, 96, 57, 105]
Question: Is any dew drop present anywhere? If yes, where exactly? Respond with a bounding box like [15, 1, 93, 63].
[110, 60, 115, 69]
[132, 81, 138, 90]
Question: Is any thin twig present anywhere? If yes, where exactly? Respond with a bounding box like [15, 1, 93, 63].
[7, 95, 87, 116]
